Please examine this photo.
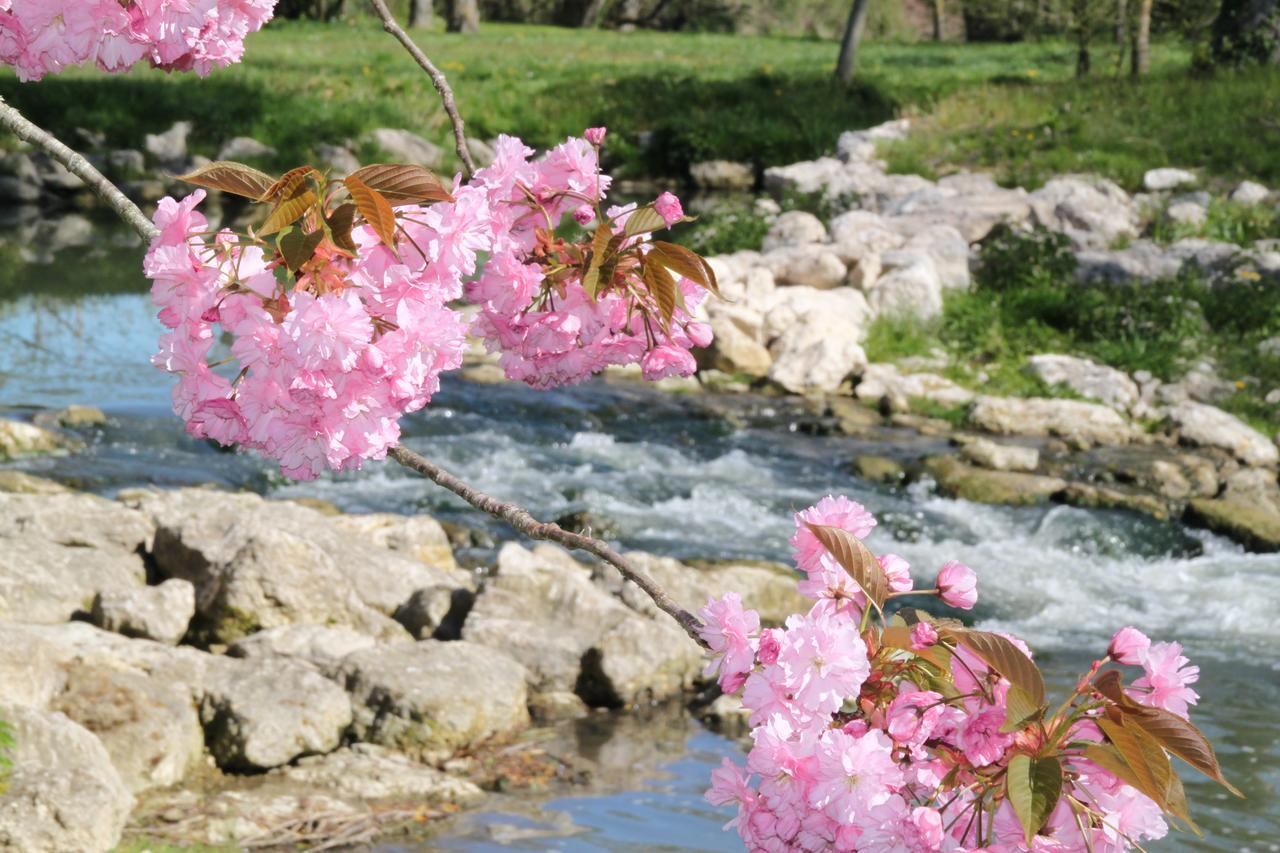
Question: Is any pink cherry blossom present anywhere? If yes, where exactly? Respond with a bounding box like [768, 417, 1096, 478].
[583, 126, 607, 146]
[936, 560, 978, 609]
[1130, 640, 1200, 718]
[790, 494, 877, 573]
[698, 593, 760, 693]
[654, 191, 684, 226]
[910, 622, 939, 650]
[1108, 626, 1150, 665]
[808, 728, 903, 822]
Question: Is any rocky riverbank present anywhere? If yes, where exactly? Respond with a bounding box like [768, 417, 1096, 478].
[0, 476, 807, 850]
[678, 120, 1280, 552]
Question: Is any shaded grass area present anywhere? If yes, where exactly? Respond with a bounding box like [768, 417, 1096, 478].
[885, 64, 1280, 191]
[863, 230, 1280, 433]
[0, 21, 1205, 184]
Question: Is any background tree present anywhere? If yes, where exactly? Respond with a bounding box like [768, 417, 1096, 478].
[409, 0, 433, 27]
[1212, 0, 1280, 64]
[1133, 0, 1154, 73]
[932, 0, 947, 40]
[836, 0, 872, 84]
[447, 0, 482, 30]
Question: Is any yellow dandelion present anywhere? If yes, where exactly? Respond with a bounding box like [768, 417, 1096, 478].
[1027, 69, 1039, 77]
[1235, 380, 1247, 389]
[1238, 269, 1262, 281]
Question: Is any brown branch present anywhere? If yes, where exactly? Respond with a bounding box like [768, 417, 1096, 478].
[0, 96, 158, 242]
[388, 444, 708, 648]
[366, 0, 477, 179]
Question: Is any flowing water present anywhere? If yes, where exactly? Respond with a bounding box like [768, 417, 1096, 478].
[1, 221, 1277, 851]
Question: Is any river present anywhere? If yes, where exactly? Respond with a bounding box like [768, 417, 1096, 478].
[0, 221, 1276, 851]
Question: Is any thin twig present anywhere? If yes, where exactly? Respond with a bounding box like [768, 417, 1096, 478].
[366, 0, 477, 179]
[0, 96, 158, 242]
[388, 444, 708, 648]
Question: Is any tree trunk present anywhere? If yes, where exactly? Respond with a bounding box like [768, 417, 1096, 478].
[446, 0, 480, 32]
[1132, 0, 1152, 74]
[581, 0, 610, 26]
[1114, 0, 1128, 75]
[1213, 0, 1280, 65]
[408, 0, 431, 28]
[1074, 0, 1092, 77]
[932, 0, 946, 40]
[836, 0, 873, 85]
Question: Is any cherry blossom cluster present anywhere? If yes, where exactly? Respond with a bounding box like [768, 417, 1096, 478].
[146, 185, 484, 480]
[466, 130, 712, 387]
[700, 495, 1203, 851]
[0, 0, 276, 81]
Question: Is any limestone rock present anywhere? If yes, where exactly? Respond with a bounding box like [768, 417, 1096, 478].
[761, 210, 827, 252]
[314, 143, 360, 177]
[1230, 180, 1270, 205]
[904, 224, 970, 291]
[763, 285, 872, 342]
[0, 417, 77, 461]
[466, 137, 496, 167]
[1166, 402, 1279, 467]
[1186, 498, 1280, 552]
[968, 396, 1134, 447]
[867, 250, 944, 322]
[0, 706, 133, 853]
[767, 245, 847, 289]
[0, 493, 151, 623]
[619, 552, 809, 627]
[924, 455, 1066, 506]
[0, 625, 67, 709]
[703, 304, 772, 377]
[340, 640, 528, 760]
[201, 658, 353, 770]
[1029, 175, 1138, 248]
[959, 438, 1040, 473]
[768, 316, 868, 395]
[1026, 354, 1139, 412]
[144, 121, 191, 167]
[1166, 200, 1207, 228]
[578, 614, 700, 707]
[51, 665, 203, 793]
[364, 128, 443, 168]
[689, 160, 754, 190]
[854, 363, 973, 410]
[217, 137, 277, 161]
[274, 744, 484, 804]
[1143, 167, 1197, 191]
[0, 471, 69, 495]
[330, 512, 460, 572]
[227, 623, 383, 674]
[89, 578, 195, 645]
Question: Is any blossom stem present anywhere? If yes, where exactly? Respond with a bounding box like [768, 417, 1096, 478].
[0, 96, 158, 242]
[387, 444, 709, 648]
[366, 0, 476, 179]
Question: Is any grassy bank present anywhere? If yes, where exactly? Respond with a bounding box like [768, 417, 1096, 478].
[1, 20, 1243, 187]
[863, 230, 1280, 434]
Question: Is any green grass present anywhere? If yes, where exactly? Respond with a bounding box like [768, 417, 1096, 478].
[1150, 198, 1280, 245]
[863, 229, 1280, 433]
[0, 21, 1229, 187]
[884, 63, 1280, 191]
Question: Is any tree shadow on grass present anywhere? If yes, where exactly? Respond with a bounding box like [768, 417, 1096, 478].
[517, 69, 900, 179]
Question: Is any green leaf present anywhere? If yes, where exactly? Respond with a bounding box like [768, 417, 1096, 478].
[279, 227, 324, 272]
[175, 160, 276, 200]
[344, 176, 398, 250]
[347, 163, 453, 206]
[1000, 684, 1045, 733]
[804, 523, 889, 615]
[1097, 716, 1173, 810]
[624, 205, 666, 236]
[1006, 753, 1062, 845]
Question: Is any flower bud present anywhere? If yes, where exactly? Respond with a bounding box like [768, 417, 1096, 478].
[584, 126, 607, 146]
[573, 204, 595, 226]
[910, 622, 938, 650]
[936, 560, 977, 610]
[654, 191, 684, 227]
[757, 628, 781, 665]
[1108, 626, 1150, 665]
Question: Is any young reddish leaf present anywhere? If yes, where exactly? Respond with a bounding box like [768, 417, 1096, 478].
[278, 227, 324, 272]
[175, 160, 276, 200]
[347, 163, 453, 206]
[261, 165, 319, 202]
[582, 220, 613, 299]
[649, 240, 721, 297]
[951, 630, 1046, 707]
[259, 186, 318, 236]
[623, 205, 666, 237]
[881, 625, 953, 671]
[805, 523, 889, 615]
[344, 175, 398, 249]
[1094, 669, 1241, 796]
[642, 257, 679, 326]
[326, 202, 358, 254]
[1163, 768, 1203, 835]
[1006, 753, 1062, 845]
[1123, 705, 1244, 797]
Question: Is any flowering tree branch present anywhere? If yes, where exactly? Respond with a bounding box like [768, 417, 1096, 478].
[367, 0, 477, 178]
[388, 445, 708, 647]
[0, 96, 159, 242]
